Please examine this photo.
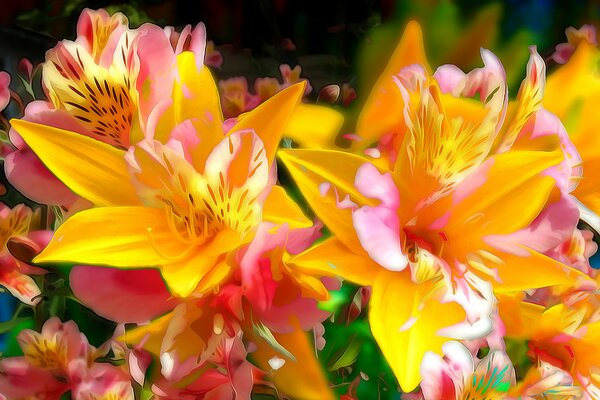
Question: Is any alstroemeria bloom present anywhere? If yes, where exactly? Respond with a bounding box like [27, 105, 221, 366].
[116, 221, 335, 399]
[508, 362, 585, 400]
[12, 43, 308, 296]
[0, 317, 133, 400]
[150, 334, 254, 400]
[280, 21, 588, 391]
[5, 8, 206, 207]
[501, 296, 600, 397]
[551, 25, 597, 64]
[12, 48, 332, 398]
[420, 341, 515, 400]
[0, 203, 51, 305]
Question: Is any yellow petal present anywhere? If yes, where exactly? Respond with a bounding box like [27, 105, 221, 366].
[153, 51, 224, 169]
[288, 237, 380, 287]
[545, 42, 600, 215]
[246, 320, 335, 400]
[11, 119, 140, 206]
[230, 82, 306, 165]
[262, 185, 312, 229]
[487, 246, 591, 293]
[369, 270, 466, 392]
[446, 150, 563, 243]
[119, 311, 174, 355]
[497, 293, 544, 339]
[278, 148, 375, 249]
[35, 206, 184, 266]
[284, 103, 344, 148]
[161, 253, 221, 298]
[356, 20, 429, 145]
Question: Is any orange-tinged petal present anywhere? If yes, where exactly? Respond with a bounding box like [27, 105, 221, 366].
[356, 20, 429, 145]
[287, 237, 380, 287]
[262, 185, 312, 229]
[246, 321, 335, 400]
[34, 206, 184, 267]
[483, 246, 591, 293]
[0, 270, 41, 306]
[369, 270, 466, 392]
[11, 119, 140, 206]
[497, 293, 544, 339]
[230, 82, 306, 165]
[278, 148, 375, 249]
[284, 103, 343, 148]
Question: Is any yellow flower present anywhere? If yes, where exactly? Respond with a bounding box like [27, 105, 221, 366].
[280, 21, 588, 391]
[12, 51, 309, 298]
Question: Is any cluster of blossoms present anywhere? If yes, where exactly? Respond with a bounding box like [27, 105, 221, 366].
[0, 8, 599, 400]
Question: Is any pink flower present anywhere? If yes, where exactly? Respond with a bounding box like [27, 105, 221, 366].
[240, 222, 334, 333]
[0, 317, 134, 399]
[5, 8, 208, 208]
[420, 341, 515, 400]
[552, 25, 598, 64]
[151, 334, 254, 400]
[279, 64, 312, 95]
[205, 40, 223, 68]
[219, 77, 261, 118]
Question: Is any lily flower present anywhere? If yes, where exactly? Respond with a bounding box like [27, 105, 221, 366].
[0, 317, 134, 400]
[4, 8, 205, 207]
[11, 43, 308, 296]
[12, 46, 333, 398]
[280, 21, 588, 391]
[116, 221, 335, 399]
[420, 341, 515, 400]
[501, 294, 600, 397]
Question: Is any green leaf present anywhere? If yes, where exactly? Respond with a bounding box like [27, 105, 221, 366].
[328, 336, 361, 371]
[252, 320, 296, 362]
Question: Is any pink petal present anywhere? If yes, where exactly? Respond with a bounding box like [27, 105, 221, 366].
[434, 49, 508, 134]
[353, 163, 406, 271]
[515, 109, 582, 192]
[0, 71, 10, 112]
[136, 24, 177, 126]
[486, 194, 579, 255]
[0, 357, 68, 399]
[70, 266, 178, 323]
[4, 148, 78, 206]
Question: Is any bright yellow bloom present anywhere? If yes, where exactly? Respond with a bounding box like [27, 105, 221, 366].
[12, 51, 308, 298]
[280, 21, 588, 391]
